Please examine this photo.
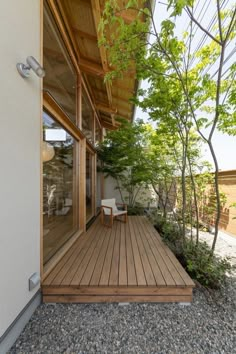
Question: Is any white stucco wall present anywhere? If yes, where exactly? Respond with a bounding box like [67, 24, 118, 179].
[0, 0, 41, 337]
[104, 176, 158, 207]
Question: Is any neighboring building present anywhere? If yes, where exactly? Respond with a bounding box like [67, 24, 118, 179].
[0, 1, 139, 351]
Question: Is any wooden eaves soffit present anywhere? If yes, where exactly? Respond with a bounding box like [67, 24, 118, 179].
[46, 0, 141, 130]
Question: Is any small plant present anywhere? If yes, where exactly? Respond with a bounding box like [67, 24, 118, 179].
[154, 215, 233, 289]
[153, 215, 166, 233]
[127, 204, 144, 215]
[162, 222, 181, 245]
[182, 240, 232, 289]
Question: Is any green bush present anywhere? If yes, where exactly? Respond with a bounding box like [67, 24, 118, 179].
[153, 215, 166, 233]
[127, 205, 145, 215]
[153, 216, 233, 289]
[182, 240, 232, 289]
[154, 216, 182, 248]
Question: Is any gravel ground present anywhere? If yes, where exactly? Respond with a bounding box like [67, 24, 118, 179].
[198, 230, 236, 271]
[9, 277, 236, 354]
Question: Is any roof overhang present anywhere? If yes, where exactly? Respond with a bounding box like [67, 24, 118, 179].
[47, 0, 144, 130]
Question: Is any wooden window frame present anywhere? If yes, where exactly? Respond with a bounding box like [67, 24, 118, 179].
[41, 1, 101, 278]
[86, 144, 96, 223]
[42, 97, 84, 276]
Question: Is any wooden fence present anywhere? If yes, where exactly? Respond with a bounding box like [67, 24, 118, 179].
[216, 170, 236, 236]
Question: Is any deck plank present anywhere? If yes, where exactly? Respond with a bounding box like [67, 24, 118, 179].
[109, 221, 121, 286]
[43, 286, 192, 296]
[125, 217, 137, 286]
[130, 217, 156, 286]
[137, 218, 176, 286]
[44, 295, 192, 303]
[57, 222, 101, 286]
[89, 227, 112, 286]
[142, 217, 186, 286]
[119, 221, 128, 286]
[69, 224, 104, 285]
[43, 216, 194, 303]
[80, 224, 109, 286]
[44, 219, 100, 286]
[43, 232, 87, 286]
[129, 218, 146, 286]
[99, 222, 117, 286]
[135, 216, 166, 286]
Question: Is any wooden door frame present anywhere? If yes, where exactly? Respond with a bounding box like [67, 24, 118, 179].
[86, 144, 96, 223]
[41, 1, 100, 279]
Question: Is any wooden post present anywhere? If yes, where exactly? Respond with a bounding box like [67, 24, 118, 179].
[79, 138, 86, 231]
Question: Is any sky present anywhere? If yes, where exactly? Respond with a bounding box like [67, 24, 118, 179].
[134, 0, 236, 171]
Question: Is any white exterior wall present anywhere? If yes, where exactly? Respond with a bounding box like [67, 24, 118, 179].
[0, 0, 41, 337]
[104, 176, 158, 207]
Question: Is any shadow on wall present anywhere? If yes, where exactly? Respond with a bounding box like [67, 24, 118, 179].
[199, 170, 236, 236]
[219, 207, 230, 230]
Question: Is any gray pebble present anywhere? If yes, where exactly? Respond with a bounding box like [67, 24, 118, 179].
[9, 277, 236, 354]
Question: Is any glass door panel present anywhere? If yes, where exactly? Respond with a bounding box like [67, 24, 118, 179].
[96, 159, 102, 214]
[42, 111, 78, 264]
[86, 150, 94, 221]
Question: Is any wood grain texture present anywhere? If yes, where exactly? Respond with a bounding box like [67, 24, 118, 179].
[43, 216, 195, 303]
[43, 295, 192, 303]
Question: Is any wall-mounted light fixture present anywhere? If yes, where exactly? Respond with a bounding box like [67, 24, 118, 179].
[16, 56, 45, 78]
[42, 141, 55, 162]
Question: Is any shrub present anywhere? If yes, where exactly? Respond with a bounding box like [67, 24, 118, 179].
[182, 240, 232, 289]
[153, 215, 166, 233]
[154, 216, 182, 249]
[127, 205, 145, 215]
[152, 216, 233, 289]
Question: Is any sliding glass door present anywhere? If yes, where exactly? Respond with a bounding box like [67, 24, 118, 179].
[42, 111, 79, 264]
[86, 149, 95, 222]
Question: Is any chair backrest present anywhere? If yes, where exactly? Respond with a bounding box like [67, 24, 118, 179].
[101, 198, 118, 215]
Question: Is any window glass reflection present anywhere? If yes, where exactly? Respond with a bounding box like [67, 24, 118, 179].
[43, 111, 78, 264]
[95, 119, 102, 146]
[86, 150, 93, 221]
[43, 7, 76, 123]
[96, 159, 102, 213]
[82, 91, 94, 143]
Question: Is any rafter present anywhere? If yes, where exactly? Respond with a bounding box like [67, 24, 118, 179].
[79, 59, 105, 77]
[91, 0, 114, 124]
[113, 82, 135, 93]
[112, 94, 133, 104]
[101, 121, 117, 130]
[72, 27, 97, 42]
[96, 103, 117, 114]
[91, 84, 134, 95]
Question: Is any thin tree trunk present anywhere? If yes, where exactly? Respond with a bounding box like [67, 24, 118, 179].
[116, 177, 125, 204]
[181, 135, 188, 242]
[208, 141, 221, 251]
[187, 156, 200, 245]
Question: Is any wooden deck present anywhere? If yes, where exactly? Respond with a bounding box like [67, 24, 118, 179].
[42, 216, 195, 303]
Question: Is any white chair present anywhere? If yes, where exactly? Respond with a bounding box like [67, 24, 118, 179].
[101, 198, 127, 227]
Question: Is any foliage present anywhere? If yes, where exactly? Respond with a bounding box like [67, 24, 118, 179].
[127, 204, 145, 215]
[182, 240, 232, 289]
[100, 0, 236, 252]
[230, 202, 236, 219]
[154, 215, 232, 288]
[97, 118, 151, 207]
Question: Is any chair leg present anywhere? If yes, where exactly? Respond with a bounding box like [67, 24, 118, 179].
[110, 215, 113, 227]
[101, 210, 104, 225]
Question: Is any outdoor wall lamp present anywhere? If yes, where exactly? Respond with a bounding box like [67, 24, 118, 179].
[16, 56, 45, 78]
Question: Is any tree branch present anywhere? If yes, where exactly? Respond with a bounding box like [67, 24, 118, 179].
[224, 7, 236, 42]
[217, 0, 223, 42]
[185, 6, 222, 46]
